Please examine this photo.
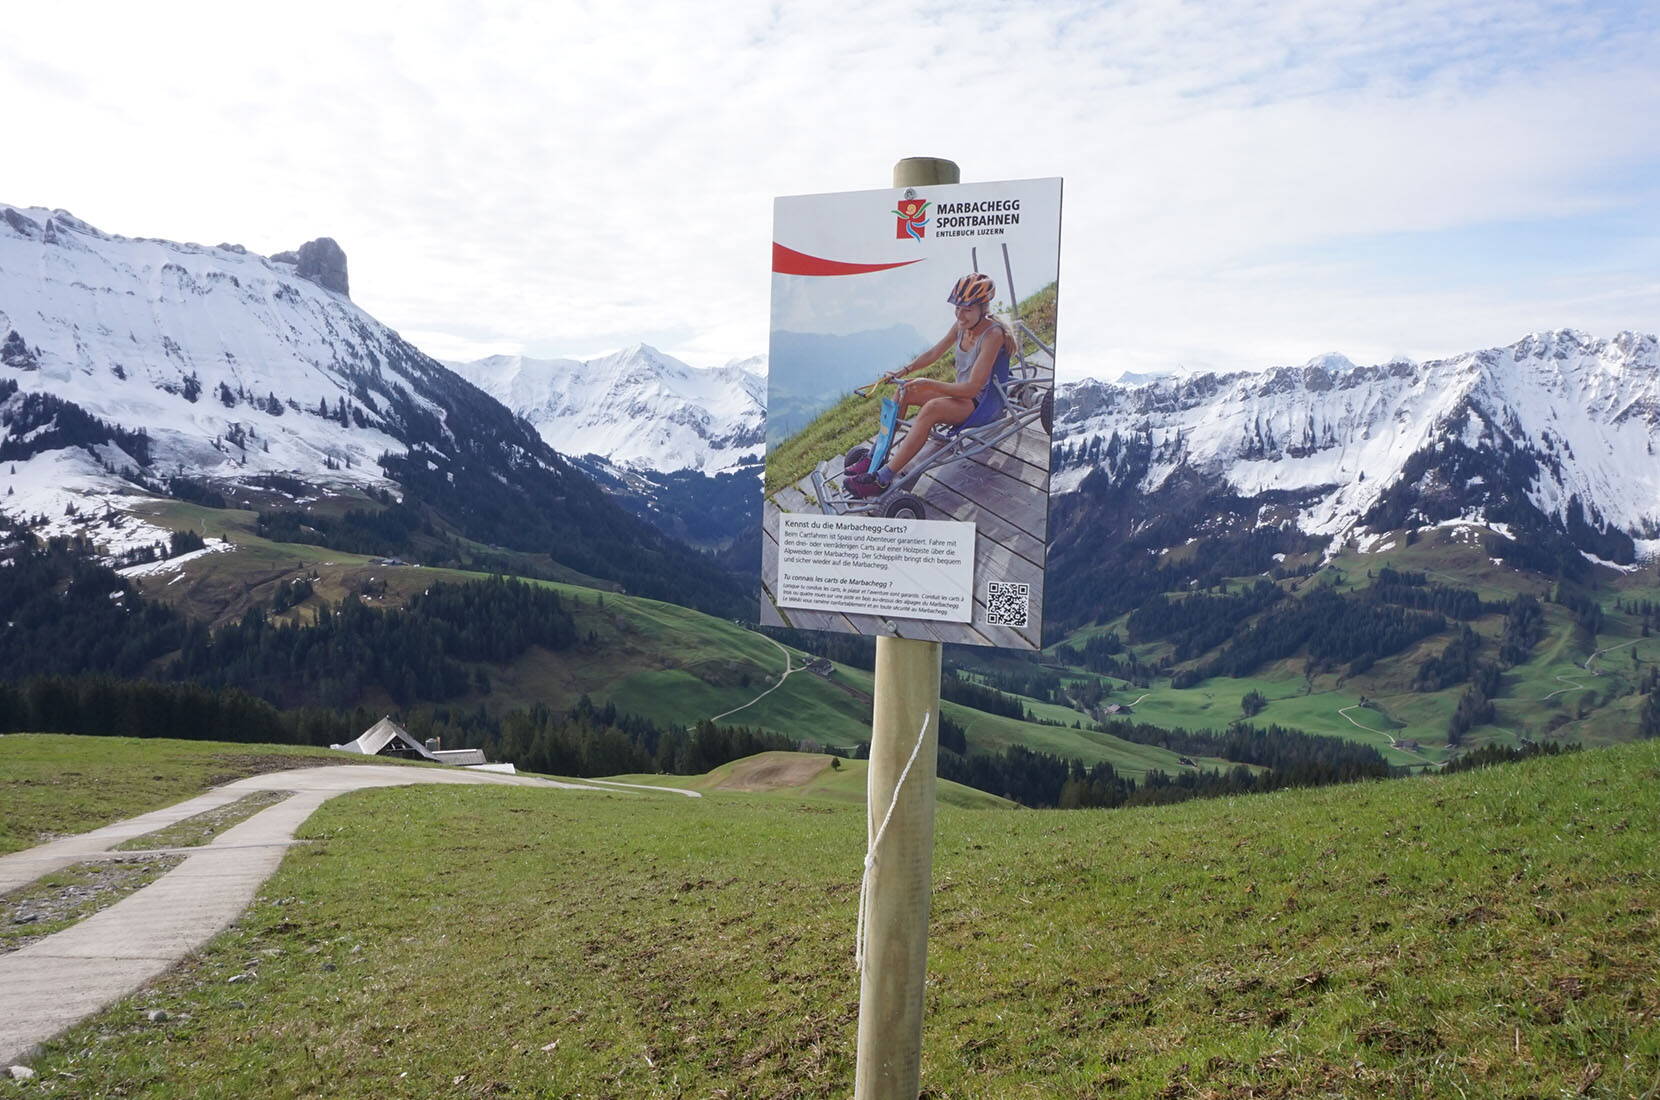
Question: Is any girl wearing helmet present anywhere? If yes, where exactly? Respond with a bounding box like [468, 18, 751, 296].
[846, 272, 1016, 498]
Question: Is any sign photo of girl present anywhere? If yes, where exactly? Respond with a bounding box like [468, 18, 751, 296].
[845, 273, 1017, 499]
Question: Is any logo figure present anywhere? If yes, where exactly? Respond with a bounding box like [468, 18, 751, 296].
[894, 189, 929, 241]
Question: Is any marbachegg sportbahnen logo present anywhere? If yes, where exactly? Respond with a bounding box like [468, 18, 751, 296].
[894, 191, 930, 240]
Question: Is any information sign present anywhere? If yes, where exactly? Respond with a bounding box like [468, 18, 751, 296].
[760, 177, 1062, 650]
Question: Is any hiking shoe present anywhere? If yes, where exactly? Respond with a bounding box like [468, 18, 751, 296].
[845, 473, 885, 499]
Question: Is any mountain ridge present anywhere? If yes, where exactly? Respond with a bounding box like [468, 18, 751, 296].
[1052, 328, 1660, 569]
[0, 201, 746, 615]
[446, 345, 765, 475]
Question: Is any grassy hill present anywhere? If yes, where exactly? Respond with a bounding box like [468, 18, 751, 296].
[26, 476, 1656, 799]
[82, 502, 1257, 785]
[610, 749, 1017, 810]
[5, 736, 1655, 1097]
[1046, 524, 1660, 763]
[108, 500, 863, 738]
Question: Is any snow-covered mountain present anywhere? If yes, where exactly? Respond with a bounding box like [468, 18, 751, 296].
[0, 202, 744, 612]
[1052, 331, 1660, 561]
[447, 346, 764, 474]
[0, 205, 415, 552]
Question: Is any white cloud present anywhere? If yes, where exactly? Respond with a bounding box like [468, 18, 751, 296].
[2, 0, 1657, 382]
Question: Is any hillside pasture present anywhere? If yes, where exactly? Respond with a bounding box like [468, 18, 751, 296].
[609, 750, 1016, 811]
[5, 739, 1655, 1097]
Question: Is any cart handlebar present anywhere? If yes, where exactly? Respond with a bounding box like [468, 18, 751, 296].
[855, 372, 902, 399]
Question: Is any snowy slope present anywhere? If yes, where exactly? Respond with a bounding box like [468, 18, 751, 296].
[0, 205, 423, 478]
[0, 204, 429, 543]
[447, 346, 764, 474]
[0, 203, 747, 613]
[1052, 332, 1660, 551]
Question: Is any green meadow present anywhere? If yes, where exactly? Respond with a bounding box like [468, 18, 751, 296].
[4, 735, 1655, 1097]
[1045, 529, 1660, 769]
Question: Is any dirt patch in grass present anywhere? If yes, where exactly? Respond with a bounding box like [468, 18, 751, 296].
[715, 754, 831, 791]
[1, 855, 183, 953]
[114, 790, 292, 851]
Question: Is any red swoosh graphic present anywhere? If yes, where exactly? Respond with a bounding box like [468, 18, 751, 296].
[772, 243, 924, 276]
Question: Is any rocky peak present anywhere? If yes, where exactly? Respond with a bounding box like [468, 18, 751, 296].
[2, 330, 39, 370]
[271, 237, 349, 298]
[2, 208, 41, 239]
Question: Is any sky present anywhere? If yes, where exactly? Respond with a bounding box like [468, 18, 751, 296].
[3, 0, 1658, 382]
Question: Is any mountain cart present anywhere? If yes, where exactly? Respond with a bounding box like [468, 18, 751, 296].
[809, 242, 1054, 521]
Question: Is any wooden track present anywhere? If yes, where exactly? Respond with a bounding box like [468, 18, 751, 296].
[761, 352, 1053, 650]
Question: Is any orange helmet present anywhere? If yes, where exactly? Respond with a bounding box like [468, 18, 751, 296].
[947, 273, 995, 309]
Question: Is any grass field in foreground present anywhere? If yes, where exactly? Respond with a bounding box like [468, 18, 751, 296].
[0, 734, 425, 856]
[9, 740, 1657, 1097]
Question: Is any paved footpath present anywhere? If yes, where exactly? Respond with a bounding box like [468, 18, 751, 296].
[0, 764, 687, 1066]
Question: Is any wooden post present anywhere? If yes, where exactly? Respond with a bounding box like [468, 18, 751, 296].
[852, 156, 958, 1100]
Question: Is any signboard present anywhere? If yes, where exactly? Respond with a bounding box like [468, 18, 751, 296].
[760, 177, 1062, 650]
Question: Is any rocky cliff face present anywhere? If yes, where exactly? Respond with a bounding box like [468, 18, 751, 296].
[271, 237, 349, 298]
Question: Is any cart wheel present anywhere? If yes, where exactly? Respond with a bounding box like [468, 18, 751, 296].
[1041, 390, 1054, 434]
[843, 445, 871, 473]
[882, 494, 926, 520]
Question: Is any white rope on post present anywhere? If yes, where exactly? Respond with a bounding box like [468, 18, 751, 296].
[855, 710, 931, 974]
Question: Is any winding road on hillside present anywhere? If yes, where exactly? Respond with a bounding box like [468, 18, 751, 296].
[1539, 639, 1642, 700]
[1336, 704, 1435, 766]
[0, 764, 694, 1067]
[1541, 674, 1591, 701]
[1584, 638, 1640, 673]
[708, 634, 796, 723]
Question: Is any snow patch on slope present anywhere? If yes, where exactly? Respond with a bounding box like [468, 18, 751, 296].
[117, 537, 234, 578]
[1, 447, 172, 555]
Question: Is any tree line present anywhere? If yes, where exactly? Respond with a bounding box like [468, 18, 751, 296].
[1640, 667, 1660, 739]
[1127, 580, 1284, 661]
[0, 676, 798, 784]
[0, 538, 581, 709]
[0, 675, 369, 747]
[173, 575, 580, 708]
[1174, 587, 1446, 685]
[0, 386, 153, 468]
[939, 672, 1029, 721]
[1369, 566, 1499, 620]
[1445, 594, 1545, 744]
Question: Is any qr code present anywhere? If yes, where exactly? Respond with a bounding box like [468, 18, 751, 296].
[986, 581, 1030, 627]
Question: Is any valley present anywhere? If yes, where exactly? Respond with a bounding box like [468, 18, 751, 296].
[3, 200, 1660, 1099]
[7, 8, 1660, 1095]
